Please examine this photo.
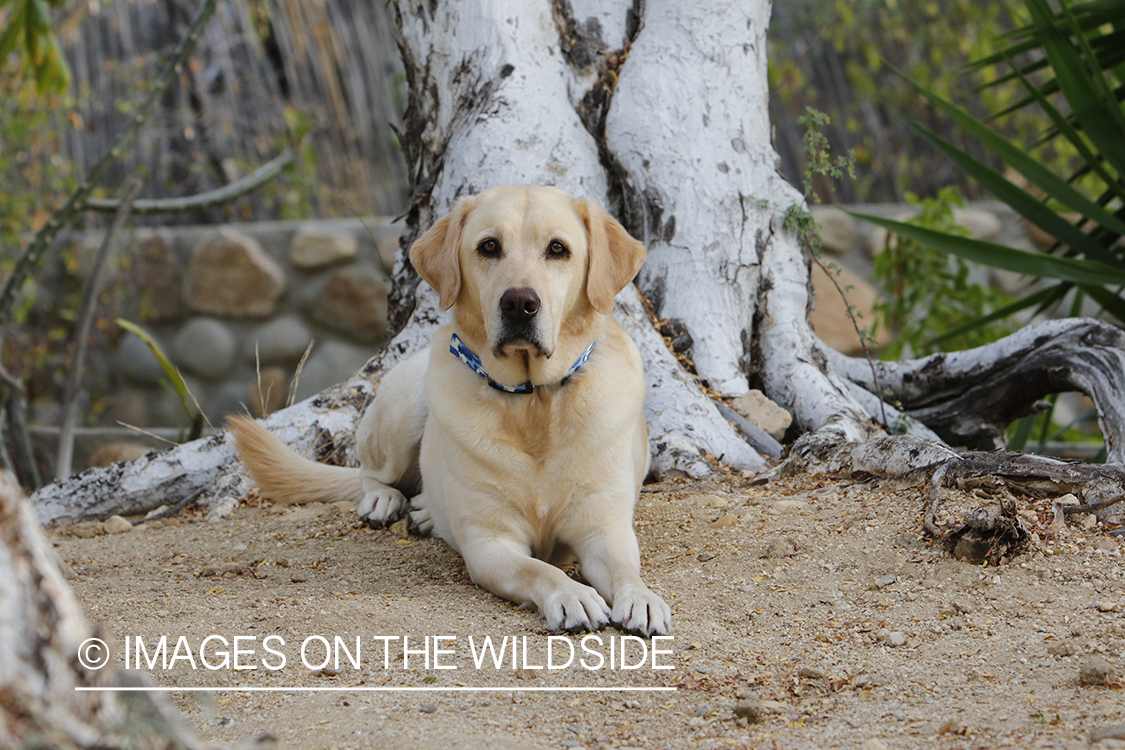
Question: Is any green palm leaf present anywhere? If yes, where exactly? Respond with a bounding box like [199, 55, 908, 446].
[883, 0, 1125, 357]
[852, 213, 1125, 287]
[899, 74, 1125, 244]
[1025, 0, 1125, 177]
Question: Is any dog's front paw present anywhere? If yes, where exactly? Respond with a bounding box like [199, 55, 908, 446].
[542, 586, 610, 633]
[357, 485, 407, 525]
[611, 586, 671, 636]
[408, 505, 433, 535]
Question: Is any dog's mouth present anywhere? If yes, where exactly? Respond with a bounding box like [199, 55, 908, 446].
[493, 323, 551, 359]
[493, 338, 551, 359]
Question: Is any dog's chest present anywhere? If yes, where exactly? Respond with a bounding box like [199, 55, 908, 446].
[489, 387, 593, 462]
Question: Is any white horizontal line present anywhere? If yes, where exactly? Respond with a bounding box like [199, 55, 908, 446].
[75, 686, 676, 693]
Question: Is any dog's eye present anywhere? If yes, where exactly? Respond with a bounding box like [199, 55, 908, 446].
[547, 240, 570, 259]
[477, 238, 500, 258]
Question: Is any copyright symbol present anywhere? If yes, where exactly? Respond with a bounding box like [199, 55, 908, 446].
[77, 638, 110, 670]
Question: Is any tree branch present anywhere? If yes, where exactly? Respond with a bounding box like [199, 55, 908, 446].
[3, 373, 40, 490]
[925, 451, 1125, 542]
[56, 179, 143, 480]
[83, 149, 294, 214]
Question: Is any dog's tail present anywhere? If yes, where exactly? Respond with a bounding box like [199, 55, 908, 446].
[226, 415, 365, 505]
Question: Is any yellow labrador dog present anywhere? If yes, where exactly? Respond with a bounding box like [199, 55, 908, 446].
[228, 185, 671, 635]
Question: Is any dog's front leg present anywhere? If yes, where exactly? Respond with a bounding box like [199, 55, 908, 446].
[355, 348, 429, 525]
[573, 525, 671, 636]
[459, 529, 611, 632]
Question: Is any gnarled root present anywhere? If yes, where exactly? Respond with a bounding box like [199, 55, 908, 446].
[822, 318, 1125, 463]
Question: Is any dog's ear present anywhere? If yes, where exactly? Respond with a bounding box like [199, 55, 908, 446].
[580, 199, 647, 314]
[409, 196, 477, 311]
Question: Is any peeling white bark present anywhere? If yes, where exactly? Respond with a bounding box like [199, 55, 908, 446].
[605, 0, 777, 395]
[597, 0, 878, 449]
[615, 286, 764, 475]
[32, 377, 374, 526]
[387, 0, 610, 362]
[396, 0, 609, 203]
[756, 221, 878, 442]
[773, 433, 960, 479]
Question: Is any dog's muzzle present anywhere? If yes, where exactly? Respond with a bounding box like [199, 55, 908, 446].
[495, 287, 548, 356]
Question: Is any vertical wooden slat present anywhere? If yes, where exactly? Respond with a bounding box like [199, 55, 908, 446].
[56, 0, 407, 220]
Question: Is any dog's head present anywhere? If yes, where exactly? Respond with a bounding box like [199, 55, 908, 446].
[409, 185, 645, 368]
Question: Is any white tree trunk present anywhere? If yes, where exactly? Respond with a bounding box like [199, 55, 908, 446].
[28, 0, 1125, 525]
[1, 471, 202, 747]
[591, 0, 878, 459]
[605, 0, 779, 395]
[386, 0, 768, 476]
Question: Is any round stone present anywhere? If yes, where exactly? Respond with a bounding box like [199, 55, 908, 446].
[113, 332, 165, 386]
[953, 207, 1002, 241]
[183, 228, 285, 318]
[104, 515, 133, 534]
[1079, 657, 1115, 685]
[885, 631, 907, 648]
[730, 389, 792, 441]
[289, 227, 358, 269]
[245, 315, 314, 365]
[810, 205, 856, 255]
[305, 269, 389, 344]
[172, 318, 237, 381]
[129, 234, 184, 323]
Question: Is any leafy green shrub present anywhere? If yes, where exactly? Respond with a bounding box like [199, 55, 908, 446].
[0, 0, 70, 94]
[858, 0, 1124, 456]
[0, 76, 76, 264]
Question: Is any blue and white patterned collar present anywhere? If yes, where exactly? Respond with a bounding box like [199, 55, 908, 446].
[449, 333, 595, 394]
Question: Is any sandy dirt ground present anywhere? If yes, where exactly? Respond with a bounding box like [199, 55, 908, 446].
[53, 471, 1124, 750]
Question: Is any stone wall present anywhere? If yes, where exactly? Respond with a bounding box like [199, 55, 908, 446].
[101, 218, 403, 429]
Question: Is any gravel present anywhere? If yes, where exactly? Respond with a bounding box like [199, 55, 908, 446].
[53, 472, 1125, 749]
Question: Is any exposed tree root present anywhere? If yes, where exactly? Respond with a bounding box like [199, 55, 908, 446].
[822, 318, 1125, 463]
[925, 451, 1125, 536]
[772, 430, 1125, 564]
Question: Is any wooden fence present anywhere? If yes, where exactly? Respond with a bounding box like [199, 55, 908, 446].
[58, 0, 408, 221]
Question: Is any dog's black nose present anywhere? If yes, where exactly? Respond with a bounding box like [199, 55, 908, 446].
[500, 287, 540, 322]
